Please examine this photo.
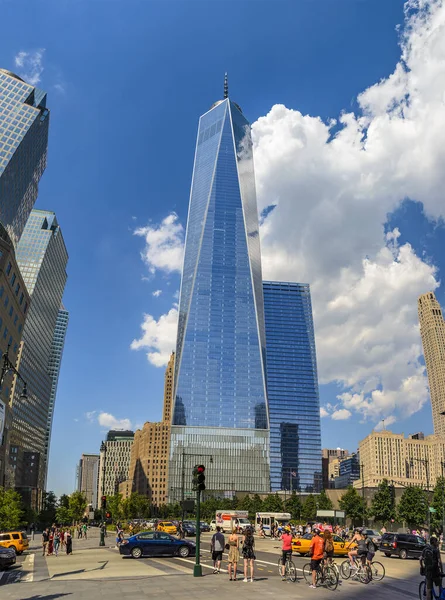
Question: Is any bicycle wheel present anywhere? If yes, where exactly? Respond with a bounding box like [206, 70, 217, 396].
[419, 580, 426, 600]
[286, 560, 297, 582]
[359, 564, 371, 584]
[340, 559, 352, 579]
[370, 561, 385, 581]
[277, 557, 282, 576]
[303, 563, 312, 584]
[325, 566, 339, 591]
[330, 562, 340, 581]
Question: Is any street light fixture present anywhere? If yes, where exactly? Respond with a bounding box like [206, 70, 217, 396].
[0, 345, 28, 400]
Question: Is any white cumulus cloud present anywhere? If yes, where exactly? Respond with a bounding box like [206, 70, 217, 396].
[320, 407, 329, 418]
[152, 290, 163, 297]
[331, 409, 352, 421]
[131, 307, 178, 367]
[14, 49, 45, 86]
[134, 213, 184, 275]
[97, 412, 132, 430]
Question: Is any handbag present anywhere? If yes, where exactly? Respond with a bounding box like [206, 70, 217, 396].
[225, 543, 230, 550]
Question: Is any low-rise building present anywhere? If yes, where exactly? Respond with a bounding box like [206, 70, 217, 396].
[356, 429, 445, 489]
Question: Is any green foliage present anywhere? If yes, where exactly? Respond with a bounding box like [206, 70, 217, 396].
[0, 488, 23, 530]
[59, 494, 70, 509]
[302, 494, 317, 521]
[317, 490, 333, 510]
[397, 486, 428, 528]
[339, 486, 367, 526]
[370, 479, 395, 525]
[431, 477, 445, 532]
[55, 506, 71, 525]
[263, 493, 283, 512]
[38, 491, 57, 527]
[122, 493, 151, 519]
[68, 491, 88, 522]
[251, 494, 264, 515]
[106, 493, 123, 522]
[284, 491, 302, 520]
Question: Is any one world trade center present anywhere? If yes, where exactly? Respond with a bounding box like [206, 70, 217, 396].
[169, 78, 270, 497]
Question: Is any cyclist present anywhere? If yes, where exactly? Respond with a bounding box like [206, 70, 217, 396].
[347, 528, 367, 566]
[364, 532, 377, 565]
[309, 528, 324, 589]
[323, 529, 335, 565]
[280, 526, 293, 581]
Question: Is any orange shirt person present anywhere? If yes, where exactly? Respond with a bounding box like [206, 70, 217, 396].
[309, 529, 324, 588]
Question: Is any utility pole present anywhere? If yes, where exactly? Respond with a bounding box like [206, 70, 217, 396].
[361, 462, 365, 527]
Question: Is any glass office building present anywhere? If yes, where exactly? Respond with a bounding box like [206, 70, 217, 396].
[46, 305, 69, 471]
[0, 69, 49, 245]
[9, 210, 68, 506]
[169, 89, 270, 497]
[263, 281, 322, 492]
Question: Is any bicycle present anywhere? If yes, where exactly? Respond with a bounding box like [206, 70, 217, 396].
[340, 555, 371, 583]
[368, 559, 385, 581]
[419, 576, 445, 599]
[277, 553, 297, 582]
[303, 559, 338, 590]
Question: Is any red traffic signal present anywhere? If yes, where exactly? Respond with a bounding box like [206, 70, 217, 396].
[101, 495, 107, 509]
[197, 465, 205, 474]
[105, 511, 111, 519]
[192, 464, 206, 491]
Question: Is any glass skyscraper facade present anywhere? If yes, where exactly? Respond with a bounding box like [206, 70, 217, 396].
[0, 69, 49, 245]
[169, 92, 270, 497]
[9, 210, 67, 506]
[263, 281, 322, 492]
[46, 305, 69, 470]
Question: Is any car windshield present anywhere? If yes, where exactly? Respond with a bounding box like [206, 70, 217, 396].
[162, 523, 173, 527]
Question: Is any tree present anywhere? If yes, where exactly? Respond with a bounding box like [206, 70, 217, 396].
[284, 491, 302, 520]
[397, 486, 428, 528]
[0, 488, 23, 531]
[59, 494, 70, 509]
[251, 494, 264, 515]
[122, 493, 151, 520]
[339, 486, 367, 526]
[370, 479, 395, 525]
[68, 491, 88, 523]
[55, 506, 71, 525]
[431, 477, 445, 532]
[302, 494, 317, 521]
[317, 490, 333, 510]
[106, 493, 123, 522]
[38, 491, 57, 527]
[263, 493, 283, 512]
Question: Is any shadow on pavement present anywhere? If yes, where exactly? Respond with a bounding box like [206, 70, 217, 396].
[20, 595, 71, 600]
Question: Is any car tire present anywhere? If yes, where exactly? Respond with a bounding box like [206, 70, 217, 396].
[131, 547, 143, 559]
[384, 552, 391, 557]
[399, 549, 407, 559]
[178, 545, 190, 558]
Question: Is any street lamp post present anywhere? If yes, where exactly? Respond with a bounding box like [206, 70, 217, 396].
[360, 462, 365, 527]
[99, 441, 107, 547]
[0, 345, 28, 400]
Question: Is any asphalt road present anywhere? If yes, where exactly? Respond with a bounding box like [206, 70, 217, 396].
[0, 529, 426, 599]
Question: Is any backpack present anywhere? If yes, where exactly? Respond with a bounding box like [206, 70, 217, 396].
[324, 538, 334, 553]
[420, 545, 433, 576]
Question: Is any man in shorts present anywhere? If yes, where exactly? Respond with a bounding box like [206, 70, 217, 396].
[210, 526, 225, 574]
[280, 526, 293, 581]
[309, 528, 324, 589]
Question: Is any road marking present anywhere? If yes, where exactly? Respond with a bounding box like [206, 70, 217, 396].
[21, 553, 35, 582]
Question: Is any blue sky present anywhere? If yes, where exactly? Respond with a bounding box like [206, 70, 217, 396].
[1, 0, 445, 496]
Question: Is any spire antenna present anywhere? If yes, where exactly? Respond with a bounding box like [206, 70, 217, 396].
[224, 72, 228, 99]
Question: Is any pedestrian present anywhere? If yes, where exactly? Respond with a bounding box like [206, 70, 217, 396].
[178, 521, 184, 540]
[227, 527, 240, 581]
[42, 528, 49, 556]
[60, 529, 65, 549]
[83, 523, 88, 539]
[421, 535, 442, 600]
[309, 528, 324, 589]
[280, 526, 292, 580]
[242, 527, 256, 583]
[47, 532, 54, 556]
[211, 525, 225, 574]
[323, 529, 334, 566]
[30, 522, 35, 541]
[66, 530, 73, 555]
[54, 530, 60, 556]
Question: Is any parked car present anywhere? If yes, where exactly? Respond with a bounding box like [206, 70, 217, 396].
[379, 532, 426, 559]
[145, 521, 156, 530]
[0, 532, 29, 555]
[182, 522, 197, 537]
[157, 521, 177, 535]
[362, 529, 382, 546]
[0, 546, 16, 569]
[119, 531, 196, 559]
[200, 522, 210, 533]
[292, 533, 356, 557]
[210, 520, 217, 531]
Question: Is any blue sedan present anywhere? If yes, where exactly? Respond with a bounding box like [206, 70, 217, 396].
[119, 531, 196, 559]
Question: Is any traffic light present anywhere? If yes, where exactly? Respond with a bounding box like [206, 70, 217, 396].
[101, 495, 106, 510]
[105, 511, 111, 520]
[192, 464, 206, 491]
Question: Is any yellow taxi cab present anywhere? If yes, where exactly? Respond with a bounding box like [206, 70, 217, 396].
[157, 521, 177, 535]
[0, 531, 29, 554]
[292, 533, 356, 556]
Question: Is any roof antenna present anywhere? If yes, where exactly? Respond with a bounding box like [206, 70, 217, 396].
[224, 72, 228, 99]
